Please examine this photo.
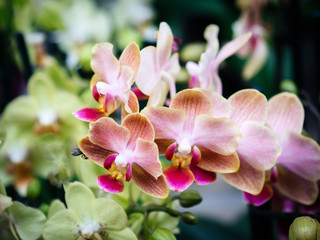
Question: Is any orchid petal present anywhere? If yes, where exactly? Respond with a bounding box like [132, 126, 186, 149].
[131, 87, 149, 100]
[91, 43, 120, 84]
[277, 131, 320, 181]
[196, 147, 240, 173]
[92, 85, 100, 102]
[229, 89, 267, 127]
[141, 106, 185, 140]
[200, 89, 232, 118]
[135, 46, 158, 95]
[204, 24, 219, 56]
[189, 165, 216, 185]
[267, 92, 304, 137]
[214, 32, 252, 66]
[121, 91, 140, 121]
[126, 164, 132, 182]
[165, 52, 181, 78]
[165, 142, 177, 160]
[79, 136, 115, 166]
[132, 164, 169, 198]
[275, 165, 318, 205]
[192, 115, 240, 155]
[243, 184, 273, 206]
[163, 165, 194, 192]
[170, 89, 213, 131]
[186, 61, 200, 78]
[157, 22, 173, 68]
[211, 71, 223, 95]
[122, 113, 155, 150]
[118, 65, 134, 92]
[155, 139, 176, 155]
[97, 174, 124, 193]
[222, 159, 265, 194]
[89, 117, 130, 153]
[132, 139, 162, 179]
[104, 93, 118, 114]
[104, 154, 117, 170]
[191, 145, 201, 165]
[147, 80, 169, 107]
[237, 121, 281, 171]
[72, 108, 107, 122]
[119, 42, 141, 80]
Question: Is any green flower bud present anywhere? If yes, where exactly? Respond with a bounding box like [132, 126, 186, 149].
[179, 190, 202, 208]
[289, 216, 320, 240]
[181, 212, 198, 225]
[39, 203, 49, 215]
[27, 179, 41, 198]
[280, 80, 298, 94]
[149, 228, 176, 240]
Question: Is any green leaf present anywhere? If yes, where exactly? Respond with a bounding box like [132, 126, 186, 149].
[47, 199, 66, 218]
[9, 201, 46, 240]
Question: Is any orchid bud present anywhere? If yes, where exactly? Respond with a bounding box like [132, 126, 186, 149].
[149, 228, 176, 240]
[27, 179, 41, 198]
[181, 212, 198, 225]
[289, 216, 320, 240]
[179, 190, 202, 208]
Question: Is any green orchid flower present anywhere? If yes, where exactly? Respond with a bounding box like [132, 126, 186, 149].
[43, 181, 137, 240]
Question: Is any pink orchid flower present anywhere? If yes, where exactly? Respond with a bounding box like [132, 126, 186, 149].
[141, 89, 241, 192]
[135, 22, 181, 107]
[244, 93, 320, 206]
[78, 113, 168, 198]
[73, 42, 140, 122]
[186, 24, 251, 94]
[202, 89, 281, 205]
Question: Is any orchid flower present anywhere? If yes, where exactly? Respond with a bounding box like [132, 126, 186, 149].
[141, 89, 241, 192]
[43, 181, 137, 240]
[135, 22, 181, 106]
[78, 113, 168, 198]
[73, 42, 140, 122]
[186, 24, 252, 94]
[201, 89, 281, 203]
[243, 93, 320, 206]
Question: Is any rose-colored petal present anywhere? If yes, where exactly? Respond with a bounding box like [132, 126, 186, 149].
[135, 46, 158, 95]
[189, 164, 216, 185]
[214, 32, 252, 66]
[222, 158, 265, 194]
[267, 92, 304, 137]
[275, 165, 318, 205]
[126, 164, 132, 181]
[170, 89, 213, 131]
[163, 165, 195, 192]
[89, 117, 130, 153]
[132, 163, 169, 198]
[277, 131, 320, 181]
[132, 139, 162, 179]
[196, 147, 240, 173]
[201, 89, 231, 118]
[121, 91, 140, 121]
[119, 42, 141, 80]
[243, 184, 273, 206]
[157, 22, 173, 69]
[192, 115, 241, 155]
[104, 154, 117, 170]
[78, 136, 114, 166]
[155, 139, 176, 155]
[91, 43, 120, 84]
[131, 87, 149, 100]
[92, 85, 100, 102]
[191, 145, 201, 165]
[228, 89, 267, 127]
[97, 174, 124, 193]
[165, 142, 177, 160]
[237, 121, 281, 171]
[121, 113, 155, 150]
[72, 108, 107, 122]
[141, 106, 185, 140]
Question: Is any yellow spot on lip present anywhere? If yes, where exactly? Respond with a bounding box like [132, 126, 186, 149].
[109, 162, 127, 181]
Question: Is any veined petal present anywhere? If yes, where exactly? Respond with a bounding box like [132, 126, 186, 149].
[237, 121, 281, 171]
[72, 108, 107, 122]
[214, 32, 252, 66]
[189, 164, 216, 185]
[121, 91, 140, 121]
[228, 89, 268, 127]
[200, 89, 232, 118]
[243, 184, 273, 206]
[119, 42, 141, 80]
[155, 139, 176, 155]
[165, 142, 177, 160]
[277, 131, 320, 181]
[163, 165, 194, 192]
[89, 117, 130, 153]
[132, 164, 169, 198]
[135, 46, 158, 95]
[79, 136, 115, 166]
[132, 139, 162, 179]
[192, 115, 240, 155]
[141, 106, 185, 140]
[157, 22, 173, 68]
[275, 165, 318, 205]
[222, 158, 265, 195]
[196, 147, 240, 173]
[97, 174, 124, 193]
[170, 89, 213, 131]
[91, 43, 120, 84]
[267, 92, 304, 137]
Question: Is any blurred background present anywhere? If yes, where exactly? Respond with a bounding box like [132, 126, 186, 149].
[0, 0, 320, 239]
